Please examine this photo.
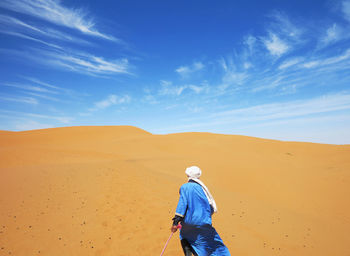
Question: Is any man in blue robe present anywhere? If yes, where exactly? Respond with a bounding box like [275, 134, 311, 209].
[171, 166, 231, 256]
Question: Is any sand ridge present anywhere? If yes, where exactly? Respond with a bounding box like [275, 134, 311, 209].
[0, 126, 349, 256]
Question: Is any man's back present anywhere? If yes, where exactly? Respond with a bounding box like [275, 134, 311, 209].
[171, 166, 231, 256]
[176, 181, 212, 226]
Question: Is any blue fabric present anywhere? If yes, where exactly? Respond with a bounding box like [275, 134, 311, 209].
[175, 182, 231, 256]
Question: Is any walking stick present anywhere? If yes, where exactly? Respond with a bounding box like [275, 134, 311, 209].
[159, 224, 182, 256]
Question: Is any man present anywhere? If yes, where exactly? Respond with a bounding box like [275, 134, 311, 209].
[171, 166, 231, 256]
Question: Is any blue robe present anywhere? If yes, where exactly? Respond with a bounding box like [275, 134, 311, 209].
[175, 181, 231, 256]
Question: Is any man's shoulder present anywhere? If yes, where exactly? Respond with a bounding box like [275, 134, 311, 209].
[180, 182, 199, 190]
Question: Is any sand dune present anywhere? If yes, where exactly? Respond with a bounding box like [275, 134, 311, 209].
[0, 126, 349, 256]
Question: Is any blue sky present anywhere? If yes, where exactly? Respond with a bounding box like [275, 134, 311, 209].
[0, 0, 350, 144]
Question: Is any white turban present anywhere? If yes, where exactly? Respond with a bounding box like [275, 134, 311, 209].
[185, 166, 202, 179]
[185, 166, 217, 213]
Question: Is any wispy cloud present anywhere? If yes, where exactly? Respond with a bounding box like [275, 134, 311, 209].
[23, 92, 61, 102]
[175, 61, 204, 78]
[89, 94, 131, 111]
[43, 50, 130, 76]
[0, 30, 63, 49]
[7, 47, 131, 76]
[21, 77, 64, 91]
[0, 2, 130, 78]
[158, 92, 350, 135]
[319, 23, 349, 47]
[0, 95, 38, 105]
[0, 14, 42, 33]
[0, 109, 73, 124]
[213, 8, 350, 96]
[188, 84, 209, 94]
[142, 88, 159, 104]
[268, 11, 303, 40]
[2, 82, 59, 94]
[323, 24, 341, 44]
[158, 80, 209, 96]
[302, 48, 350, 69]
[20, 76, 86, 99]
[251, 76, 284, 93]
[212, 92, 350, 121]
[302, 61, 320, 68]
[0, 77, 78, 109]
[0, 14, 91, 45]
[243, 35, 257, 54]
[258, 12, 304, 58]
[159, 80, 186, 96]
[0, 0, 116, 41]
[278, 57, 303, 69]
[342, 0, 350, 22]
[24, 113, 72, 123]
[218, 57, 248, 90]
[14, 120, 54, 131]
[262, 33, 289, 57]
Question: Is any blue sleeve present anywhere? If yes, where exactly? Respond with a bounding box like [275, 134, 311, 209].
[175, 185, 188, 217]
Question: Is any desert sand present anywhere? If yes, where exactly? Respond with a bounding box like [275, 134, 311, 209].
[0, 126, 349, 256]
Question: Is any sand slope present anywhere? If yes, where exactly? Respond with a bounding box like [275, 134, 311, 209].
[0, 126, 349, 256]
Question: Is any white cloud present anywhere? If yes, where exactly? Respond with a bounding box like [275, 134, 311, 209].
[27, 48, 131, 76]
[55, 54, 128, 74]
[257, 12, 303, 58]
[302, 49, 350, 68]
[12, 77, 78, 101]
[0, 30, 63, 49]
[158, 80, 209, 96]
[321, 23, 343, 45]
[160, 80, 172, 87]
[0, 14, 91, 45]
[26, 113, 72, 123]
[213, 92, 350, 121]
[143, 94, 158, 104]
[0, 0, 116, 41]
[279, 84, 298, 95]
[251, 76, 284, 93]
[219, 57, 248, 90]
[159, 80, 186, 96]
[42, 28, 91, 44]
[142, 88, 159, 104]
[0, 109, 73, 124]
[243, 62, 252, 69]
[23, 92, 61, 102]
[0, 95, 38, 105]
[342, 0, 350, 22]
[14, 120, 54, 131]
[0, 14, 42, 33]
[90, 94, 131, 111]
[243, 35, 257, 54]
[323, 48, 350, 65]
[269, 11, 302, 39]
[221, 71, 247, 89]
[2, 82, 58, 94]
[279, 57, 303, 69]
[175, 66, 190, 75]
[22, 77, 63, 91]
[303, 61, 320, 68]
[0, 48, 131, 76]
[188, 85, 205, 94]
[193, 62, 204, 70]
[175, 61, 204, 78]
[151, 89, 350, 144]
[219, 58, 228, 72]
[262, 33, 289, 57]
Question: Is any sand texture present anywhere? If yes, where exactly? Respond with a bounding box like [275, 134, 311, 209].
[0, 126, 350, 256]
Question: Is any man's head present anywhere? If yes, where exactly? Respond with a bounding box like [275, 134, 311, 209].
[185, 166, 202, 179]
